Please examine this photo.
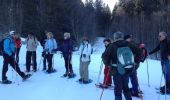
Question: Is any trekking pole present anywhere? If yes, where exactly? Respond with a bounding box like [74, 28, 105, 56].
[146, 59, 150, 87]
[99, 67, 111, 100]
[96, 61, 104, 84]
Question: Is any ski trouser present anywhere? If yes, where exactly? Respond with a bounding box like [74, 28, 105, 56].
[15, 48, 20, 64]
[103, 66, 112, 85]
[26, 51, 37, 72]
[2, 53, 25, 80]
[43, 54, 48, 69]
[46, 53, 53, 72]
[113, 73, 132, 100]
[63, 54, 73, 73]
[79, 60, 90, 81]
[161, 59, 170, 83]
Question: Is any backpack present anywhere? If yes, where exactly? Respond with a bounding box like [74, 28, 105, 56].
[139, 43, 147, 62]
[116, 46, 134, 75]
[0, 39, 4, 56]
[0, 38, 11, 56]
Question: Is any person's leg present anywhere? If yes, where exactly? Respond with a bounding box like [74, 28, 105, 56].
[16, 48, 20, 63]
[32, 51, 37, 72]
[83, 61, 90, 82]
[113, 73, 123, 100]
[104, 66, 112, 86]
[26, 51, 31, 72]
[64, 56, 69, 73]
[122, 74, 132, 100]
[68, 55, 73, 73]
[130, 70, 139, 93]
[9, 56, 25, 78]
[43, 54, 47, 70]
[47, 54, 53, 72]
[79, 60, 83, 80]
[2, 54, 9, 81]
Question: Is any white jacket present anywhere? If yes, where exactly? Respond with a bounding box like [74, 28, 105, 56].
[45, 38, 57, 54]
[79, 43, 92, 62]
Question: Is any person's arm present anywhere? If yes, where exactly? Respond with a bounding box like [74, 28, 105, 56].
[149, 44, 160, 55]
[167, 40, 170, 60]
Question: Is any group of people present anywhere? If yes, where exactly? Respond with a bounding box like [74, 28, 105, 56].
[101, 31, 170, 100]
[1, 30, 170, 100]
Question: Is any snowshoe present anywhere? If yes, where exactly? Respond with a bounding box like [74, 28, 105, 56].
[46, 69, 57, 74]
[0, 80, 12, 84]
[68, 73, 76, 79]
[159, 88, 170, 94]
[83, 79, 93, 84]
[131, 92, 143, 98]
[23, 74, 32, 81]
[95, 83, 114, 89]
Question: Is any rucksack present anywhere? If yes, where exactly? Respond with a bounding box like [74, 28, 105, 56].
[116, 46, 134, 75]
[0, 39, 4, 56]
[139, 43, 147, 62]
[0, 38, 11, 56]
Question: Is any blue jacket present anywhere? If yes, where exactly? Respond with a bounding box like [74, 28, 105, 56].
[44, 38, 57, 54]
[4, 36, 15, 56]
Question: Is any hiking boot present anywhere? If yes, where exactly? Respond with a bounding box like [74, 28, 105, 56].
[160, 87, 170, 94]
[42, 68, 46, 71]
[46, 69, 56, 74]
[68, 73, 76, 78]
[131, 92, 141, 98]
[2, 80, 12, 84]
[23, 74, 31, 81]
[83, 79, 92, 84]
[78, 78, 83, 82]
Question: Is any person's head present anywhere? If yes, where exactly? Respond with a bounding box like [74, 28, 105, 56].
[47, 32, 53, 39]
[82, 36, 89, 44]
[64, 32, 71, 40]
[158, 31, 167, 41]
[124, 34, 132, 42]
[103, 38, 111, 47]
[10, 31, 15, 37]
[113, 31, 124, 41]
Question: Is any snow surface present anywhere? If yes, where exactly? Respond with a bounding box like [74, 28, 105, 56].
[0, 37, 169, 100]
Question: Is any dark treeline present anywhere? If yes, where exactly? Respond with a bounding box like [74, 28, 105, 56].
[0, 0, 170, 50]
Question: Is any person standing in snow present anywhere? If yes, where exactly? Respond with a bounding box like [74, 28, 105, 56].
[78, 37, 92, 84]
[98, 38, 112, 88]
[124, 35, 142, 97]
[40, 31, 48, 71]
[12, 32, 22, 64]
[102, 31, 141, 100]
[58, 32, 75, 78]
[44, 32, 57, 73]
[149, 31, 170, 93]
[1, 32, 31, 84]
[23, 32, 38, 72]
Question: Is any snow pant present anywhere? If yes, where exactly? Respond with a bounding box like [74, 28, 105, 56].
[63, 55, 73, 73]
[43, 54, 48, 70]
[130, 69, 139, 93]
[46, 53, 53, 72]
[26, 51, 37, 72]
[15, 48, 20, 64]
[2, 53, 25, 80]
[79, 60, 90, 81]
[103, 66, 112, 85]
[161, 59, 170, 83]
[113, 73, 132, 100]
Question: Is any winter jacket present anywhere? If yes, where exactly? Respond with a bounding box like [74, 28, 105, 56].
[3, 36, 15, 56]
[149, 38, 170, 60]
[102, 40, 141, 73]
[59, 39, 73, 57]
[14, 37, 21, 48]
[44, 38, 57, 54]
[25, 36, 38, 51]
[79, 43, 92, 62]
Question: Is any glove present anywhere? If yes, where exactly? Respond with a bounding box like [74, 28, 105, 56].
[52, 49, 57, 53]
[83, 54, 86, 58]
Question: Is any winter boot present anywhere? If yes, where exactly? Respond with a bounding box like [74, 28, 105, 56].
[23, 74, 31, 81]
[2, 80, 12, 84]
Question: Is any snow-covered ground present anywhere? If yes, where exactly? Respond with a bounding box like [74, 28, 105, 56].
[0, 37, 169, 100]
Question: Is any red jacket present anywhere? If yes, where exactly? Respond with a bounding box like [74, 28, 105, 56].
[14, 37, 21, 48]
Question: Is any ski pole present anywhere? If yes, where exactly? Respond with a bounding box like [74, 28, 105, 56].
[99, 67, 111, 100]
[96, 61, 104, 84]
[146, 59, 150, 87]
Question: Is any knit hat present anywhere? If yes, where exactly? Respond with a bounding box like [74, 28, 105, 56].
[10, 31, 15, 35]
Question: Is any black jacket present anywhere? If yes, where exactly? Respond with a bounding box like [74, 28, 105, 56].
[149, 39, 170, 60]
[102, 40, 141, 67]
